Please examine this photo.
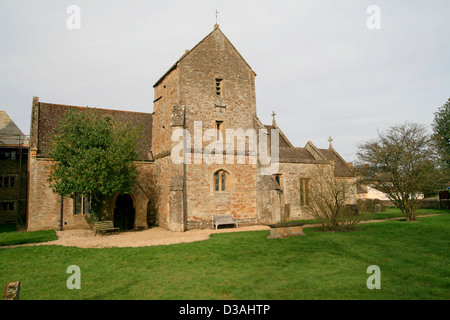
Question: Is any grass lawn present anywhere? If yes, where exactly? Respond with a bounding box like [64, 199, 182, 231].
[295, 207, 445, 225]
[0, 226, 57, 247]
[0, 210, 448, 300]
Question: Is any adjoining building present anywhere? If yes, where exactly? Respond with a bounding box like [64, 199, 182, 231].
[0, 111, 29, 227]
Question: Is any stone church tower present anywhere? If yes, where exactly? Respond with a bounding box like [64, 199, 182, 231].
[152, 25, 272, 231]
[26, 25, 356, 232]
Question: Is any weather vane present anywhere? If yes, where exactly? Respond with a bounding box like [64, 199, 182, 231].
[215, 10, 219, 24]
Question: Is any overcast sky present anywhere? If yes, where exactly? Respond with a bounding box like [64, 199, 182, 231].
[1, 0, 449, 161]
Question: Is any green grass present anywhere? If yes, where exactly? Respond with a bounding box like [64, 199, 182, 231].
[0, 210, 448, 300]
[0, 229, 57, 246]
[295, 207, 447, 225]
[0, 224, 17, 233]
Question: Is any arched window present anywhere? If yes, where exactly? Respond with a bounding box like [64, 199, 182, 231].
[214, 170, 228, 192]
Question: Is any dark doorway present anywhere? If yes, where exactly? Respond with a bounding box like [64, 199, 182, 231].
[114, 194, 135, 231]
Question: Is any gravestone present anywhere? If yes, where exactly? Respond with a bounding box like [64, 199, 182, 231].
[3, 281, 20, 300]
[267, 222, 306, 239]
[375, 204, 381, 213]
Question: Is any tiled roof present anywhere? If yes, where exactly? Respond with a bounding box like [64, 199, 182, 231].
[278, 147, 317, 163]
[266, 122, 354, 177]
[318, 148, 354, 177]
[35, 102, 152, 161]
[264, 125, 292, 149]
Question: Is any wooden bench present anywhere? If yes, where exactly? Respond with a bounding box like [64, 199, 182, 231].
[212, 215, 239, 230]
[94, 220, 119, 235]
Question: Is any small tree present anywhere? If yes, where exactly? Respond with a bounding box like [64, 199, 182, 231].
[357, 122, 434, 221]
[304, 166, 359, 231]
[432, 98, 450, 170]
[48, 109, 142, 220]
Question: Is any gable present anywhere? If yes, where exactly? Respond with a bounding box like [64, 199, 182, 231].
[154, 26, 256, 88]
[318, 148, 354, 177]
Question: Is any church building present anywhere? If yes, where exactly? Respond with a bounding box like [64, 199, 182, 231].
[27, 25, 356, 232]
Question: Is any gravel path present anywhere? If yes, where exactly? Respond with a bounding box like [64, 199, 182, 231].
[3, 225, 271, 249]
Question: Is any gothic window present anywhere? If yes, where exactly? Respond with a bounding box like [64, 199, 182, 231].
[214, 170, 228, 192]
[74, 193, 91, 215]
[215, 78, 223, 97]
[300, 178, 310, 206]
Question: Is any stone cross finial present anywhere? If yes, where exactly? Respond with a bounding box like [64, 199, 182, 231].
[328, 136, 333, 147]
[272, 111, 276, 125]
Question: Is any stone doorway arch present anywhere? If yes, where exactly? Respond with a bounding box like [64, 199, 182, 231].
[113, 194, 135, 231]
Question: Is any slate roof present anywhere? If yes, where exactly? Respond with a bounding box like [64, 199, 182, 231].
[34, 102, 153, 161]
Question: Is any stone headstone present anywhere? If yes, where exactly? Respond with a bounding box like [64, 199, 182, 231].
[375, 204, 381, 213]
[3, 281, 20, 300]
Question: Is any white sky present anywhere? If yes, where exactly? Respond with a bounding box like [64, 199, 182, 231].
[0, 0, 449, 161]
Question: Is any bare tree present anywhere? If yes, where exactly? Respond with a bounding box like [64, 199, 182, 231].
[304, 166, 360, 231]
[357, 122, 435, 222]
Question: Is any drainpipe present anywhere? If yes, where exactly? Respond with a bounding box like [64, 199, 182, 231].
[60, 195, 63, 231]
[182, 105, 188, 232]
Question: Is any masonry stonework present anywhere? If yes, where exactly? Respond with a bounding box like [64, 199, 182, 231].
[27, 25, 356, 232]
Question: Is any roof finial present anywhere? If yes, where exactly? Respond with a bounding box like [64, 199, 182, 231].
[271, 111, 277, 126]
[215, 10, 220, 29]
[328, 136, 333, 148]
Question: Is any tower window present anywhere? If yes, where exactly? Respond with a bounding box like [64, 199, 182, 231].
[215, 121, 223, 140]
[215, 78, 223, 96]
[274, 174, 282, 186]
[214, 170, 228, 192]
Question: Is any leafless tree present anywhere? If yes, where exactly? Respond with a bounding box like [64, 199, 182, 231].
[304, 166, 360, 231]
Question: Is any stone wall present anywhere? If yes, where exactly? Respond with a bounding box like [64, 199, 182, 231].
[276, 162, 322, 220]
[185, 155, 258, 229]
[27, 155, 89, 231]
[27, 153, 153, 231]
[151, 27, 265, 231]
[179, 28, 257, 139]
